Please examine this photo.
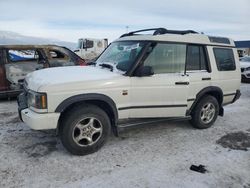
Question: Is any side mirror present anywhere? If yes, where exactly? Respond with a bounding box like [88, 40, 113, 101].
[134, 66, 154, 77]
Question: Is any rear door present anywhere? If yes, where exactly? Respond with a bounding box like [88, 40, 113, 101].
[185, 44, 211, 108]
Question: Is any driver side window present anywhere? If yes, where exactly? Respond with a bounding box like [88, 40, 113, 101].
[144, 43, 186, 74]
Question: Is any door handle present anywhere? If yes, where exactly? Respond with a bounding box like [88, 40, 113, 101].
[175, 81, 189, 85]
[202, 77, 211, 81]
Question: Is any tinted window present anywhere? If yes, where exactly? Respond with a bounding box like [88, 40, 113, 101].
[186, 45, 208, 71]
[213, 48, 236, 71]
[144, 43, 186, 74]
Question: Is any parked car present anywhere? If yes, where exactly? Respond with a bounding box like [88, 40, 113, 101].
[18, 28, 241, 155]
[240, 56, 250, 82]
[0, 45, 85, 98]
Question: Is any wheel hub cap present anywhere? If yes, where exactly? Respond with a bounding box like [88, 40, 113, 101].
[72, 117, 103, 146]
[200, 103, 215, 124]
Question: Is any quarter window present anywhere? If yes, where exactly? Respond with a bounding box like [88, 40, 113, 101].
[144, 43, 186, 74]
[213, 48, 236, 71]
[186, 45, 208, 71]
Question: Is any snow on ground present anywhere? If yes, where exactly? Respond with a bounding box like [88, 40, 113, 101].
[0, 84, 250, 188]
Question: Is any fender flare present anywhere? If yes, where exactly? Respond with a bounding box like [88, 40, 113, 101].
[55, 93, 118, 125]
[188, 86, 223, 115]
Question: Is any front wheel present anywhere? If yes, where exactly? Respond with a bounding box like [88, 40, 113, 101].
[59, 104, 111, 155]
[190, 95, 219, 129]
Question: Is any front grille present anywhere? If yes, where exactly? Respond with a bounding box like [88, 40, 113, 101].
[241, 68, 245, 72]
[17, 92, 28, 110]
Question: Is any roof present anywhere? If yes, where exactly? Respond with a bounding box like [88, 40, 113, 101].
[235, 41, 250, 48]
[116, 34, 235, 47]
[115, 28, 235, 47]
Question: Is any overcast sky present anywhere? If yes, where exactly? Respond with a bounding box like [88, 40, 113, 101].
[0, 0, 249, 42]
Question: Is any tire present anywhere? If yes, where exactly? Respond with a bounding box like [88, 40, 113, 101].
[190, 95, 219, 129]
[59, 104, 111, 155]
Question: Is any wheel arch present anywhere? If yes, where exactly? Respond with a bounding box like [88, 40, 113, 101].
[188, 86, 224, 116]
[55, 93, 119, 136]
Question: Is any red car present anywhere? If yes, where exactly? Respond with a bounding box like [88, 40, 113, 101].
[0, 45, 85, 98]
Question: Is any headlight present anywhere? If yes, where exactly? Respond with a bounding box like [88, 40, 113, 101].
[27, 90, 47, 112]
[245, 67, 250, 71]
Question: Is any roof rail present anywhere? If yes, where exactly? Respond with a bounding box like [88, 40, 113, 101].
[120, 28, 198, 38]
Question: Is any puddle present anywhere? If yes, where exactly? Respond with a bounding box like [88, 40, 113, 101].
[216, 131, 250, 151]
[23, 141, 57, 158]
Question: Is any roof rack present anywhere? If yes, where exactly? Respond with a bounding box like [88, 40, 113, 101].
[120, 28, 198, 38]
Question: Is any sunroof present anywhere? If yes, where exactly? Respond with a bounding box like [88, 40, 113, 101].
[208, 36, 230, 44]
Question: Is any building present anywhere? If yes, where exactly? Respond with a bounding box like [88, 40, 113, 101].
[235, 40, 250, 57]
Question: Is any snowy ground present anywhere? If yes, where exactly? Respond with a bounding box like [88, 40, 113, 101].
[0, 84, 250, 188]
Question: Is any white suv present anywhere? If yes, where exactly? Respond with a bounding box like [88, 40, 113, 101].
[18, 28, 241, 155]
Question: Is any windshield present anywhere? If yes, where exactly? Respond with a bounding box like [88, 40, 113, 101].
[96, 41, 147, 72]
[240, 56, 250, 62]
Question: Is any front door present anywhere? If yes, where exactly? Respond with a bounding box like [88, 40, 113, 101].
[129, 42, 189, 118]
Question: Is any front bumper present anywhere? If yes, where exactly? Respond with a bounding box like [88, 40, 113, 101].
[18, 92, 60, 130]
[20, 108, 60, 130]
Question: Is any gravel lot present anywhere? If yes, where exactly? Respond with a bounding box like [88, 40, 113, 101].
[0, 84, 250, 188]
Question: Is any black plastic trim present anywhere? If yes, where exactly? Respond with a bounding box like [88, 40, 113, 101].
[223, 93, 236, 97]
[55, 93, 118, 122]
[118, 104, 187, 111]
[187, 86, 223, 116]
[202, 77, 211, 81]
[120, 28, 198, 38]
[175, 82, 189, 85]
[232, 90, 241, 103]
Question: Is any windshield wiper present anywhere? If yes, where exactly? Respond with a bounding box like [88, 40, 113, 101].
[99, 63, 114, 72]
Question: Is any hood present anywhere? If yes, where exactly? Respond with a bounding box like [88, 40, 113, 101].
[25, 66, 122, 91]
[240, 61, 250, 69]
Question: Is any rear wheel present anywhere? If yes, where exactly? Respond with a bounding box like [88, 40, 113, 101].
[59, 104, 111, 155]
[190, 95, 219, 129]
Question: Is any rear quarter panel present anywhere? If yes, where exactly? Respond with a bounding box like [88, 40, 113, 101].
[207, 46, 241, 104]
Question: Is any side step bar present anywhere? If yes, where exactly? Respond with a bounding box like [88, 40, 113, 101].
[117, 116, 191, 129]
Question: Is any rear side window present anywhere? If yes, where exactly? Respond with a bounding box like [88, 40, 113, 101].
[213, 48, 236, 71]
[8, 50, 39, 62]
[186, 45, 209, 71]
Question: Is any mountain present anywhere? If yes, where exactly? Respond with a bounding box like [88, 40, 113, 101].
[0, 31, 76, 50]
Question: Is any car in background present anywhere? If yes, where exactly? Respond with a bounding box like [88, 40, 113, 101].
[240, 56, 250, 82]
[0, 45, 86, 98]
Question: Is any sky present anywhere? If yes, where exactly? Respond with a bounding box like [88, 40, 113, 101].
[0, 0, 249, 42]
